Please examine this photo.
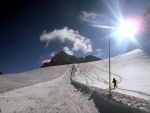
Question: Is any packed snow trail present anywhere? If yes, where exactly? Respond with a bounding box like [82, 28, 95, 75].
[74, 63, 150, 99]
[77, 63, 150, 97]
[0, 65, 99, 113]
[73, 49, 150, 100]
[71, 65, 150, 113]
[74, 63, 122, 89]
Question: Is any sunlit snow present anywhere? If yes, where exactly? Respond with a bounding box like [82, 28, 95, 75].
[0, 49, 150, 113]
[74, 49, 150, 100]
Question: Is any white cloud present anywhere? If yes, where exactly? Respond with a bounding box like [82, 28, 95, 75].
[40, 27, 92, 53]
[80, 11, 98, 22]
[50, 52, 56, 57]
[63, 47, 73, 55]
[42, 59, 51, 63]
[95, 49, 104, 58]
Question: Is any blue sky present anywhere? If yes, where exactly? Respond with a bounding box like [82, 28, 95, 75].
[0, 0, 150, 74]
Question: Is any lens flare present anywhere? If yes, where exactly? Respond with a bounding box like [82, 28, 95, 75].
[115, 15, 143, 40]
[117, 20, 137, 38]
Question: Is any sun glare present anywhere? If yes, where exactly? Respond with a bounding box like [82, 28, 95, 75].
[117, 20, 137, 38]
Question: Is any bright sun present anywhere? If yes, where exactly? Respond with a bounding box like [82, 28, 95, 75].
[117, 20, 137, 38]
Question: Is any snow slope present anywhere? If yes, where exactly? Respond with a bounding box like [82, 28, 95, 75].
[0, 65, 98, 113]
[74, 49, 150, 100]
[0, 49, 150, 113]
[0, 65, 69, 93]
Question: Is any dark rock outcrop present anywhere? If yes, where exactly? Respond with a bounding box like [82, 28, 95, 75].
[85, 55, 100, 62]
[0, 71, 3, 75]
[41, 51, 101, 68]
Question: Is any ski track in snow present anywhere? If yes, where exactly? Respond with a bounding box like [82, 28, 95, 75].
[0, 65, 99, 113]
[74, 62, 150, 99]
[89, 64, 150, 97]
[0, 49, 150, 113]
[75, 63, 121, 87]
[72, 64, 150, 112]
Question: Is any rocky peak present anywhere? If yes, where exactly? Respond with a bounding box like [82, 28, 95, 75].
[41, 51, 101, 68]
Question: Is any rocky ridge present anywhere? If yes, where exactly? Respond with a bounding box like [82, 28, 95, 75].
[41, 51, 101, 68]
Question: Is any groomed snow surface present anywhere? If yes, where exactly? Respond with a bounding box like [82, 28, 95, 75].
[74, 49, 150, 100]
[0, 49, 150, 113]
[0, 65, 99, 113]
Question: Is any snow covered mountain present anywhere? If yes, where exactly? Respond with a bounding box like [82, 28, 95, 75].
[125, 7, 150, 53]
[41, 51, 101, 68]
[139, 7, 150, 54]
[0, 49, 150, 113]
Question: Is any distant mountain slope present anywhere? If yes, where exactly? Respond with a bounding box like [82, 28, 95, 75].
[126, 7, 150, 53]
[125, 41, 137, 53]
[141, 6, 150, 53]
[41, 51, 101, 68]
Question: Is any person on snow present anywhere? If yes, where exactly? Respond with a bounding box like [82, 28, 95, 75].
[112, 78, 117, 89]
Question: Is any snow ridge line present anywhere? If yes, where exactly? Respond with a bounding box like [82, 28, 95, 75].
[70, 64, 150, 113]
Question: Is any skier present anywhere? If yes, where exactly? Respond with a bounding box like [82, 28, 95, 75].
[112, 78, 117, 89]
